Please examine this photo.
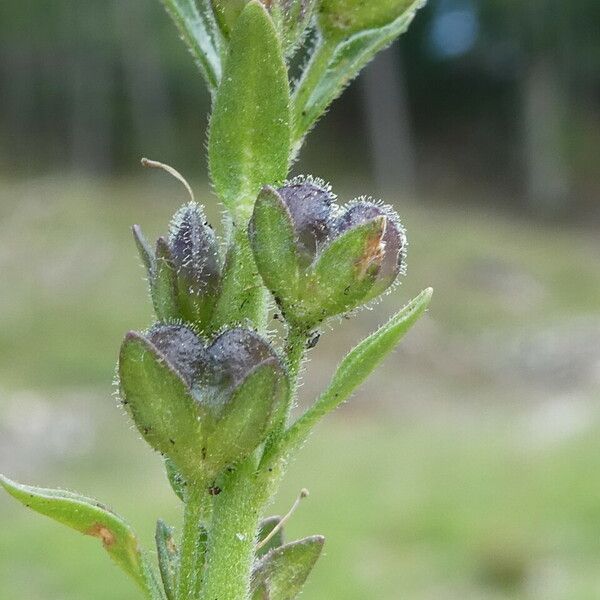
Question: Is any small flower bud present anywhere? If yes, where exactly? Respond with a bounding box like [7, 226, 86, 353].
[318, 0, 420, 37]
[118, 325, 287, 479]
[168, 203, 221, 325]
[249, 177, 406, 328]
[133, 202, 221, 329]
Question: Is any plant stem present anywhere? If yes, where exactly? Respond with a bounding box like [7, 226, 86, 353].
[177, 482, 209, 600]
[292, 34, 338, 144]
[200, 458, 262, 600]
[282, 327, 307, 424]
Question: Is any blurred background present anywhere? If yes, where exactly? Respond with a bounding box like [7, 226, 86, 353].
[1, 1, 599, 598]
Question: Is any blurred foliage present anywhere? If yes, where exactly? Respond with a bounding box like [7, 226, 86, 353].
[1, 0, 598, 213]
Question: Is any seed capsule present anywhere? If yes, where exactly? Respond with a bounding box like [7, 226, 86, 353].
[133, 202, 221, 329]
[119, 325, 288, 479]
[249, 177, 406, 328]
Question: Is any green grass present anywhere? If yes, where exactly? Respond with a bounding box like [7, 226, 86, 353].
[0, 177, 599, 598]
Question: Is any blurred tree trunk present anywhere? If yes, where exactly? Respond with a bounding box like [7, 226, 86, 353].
[68, 3, 114, 174]
[360, 45, 416, 196]
[114, 0, 175, 160]
[522, 57, 571, 213]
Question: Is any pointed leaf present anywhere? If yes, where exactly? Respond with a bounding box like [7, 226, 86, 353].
[257, 516, 284, 558]
[294, 1, 424, 141]
[285, 288, 432, 447]
[208, 1, 291, 218]
[0, 475, 153, 592]
[252, 536, 325, 600]
[151, 238, 182, 322]
[118, 332, 208, 479]
[249, 187, 300, 306]
[156, 520, 179, 600]
[160, 0, 221, 91]
[133, 224, 155, 274]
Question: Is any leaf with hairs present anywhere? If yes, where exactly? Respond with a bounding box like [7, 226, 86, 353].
[0, 475, 163, 597]
[160, 0, 221, 91]
[208, 1, 291, 218]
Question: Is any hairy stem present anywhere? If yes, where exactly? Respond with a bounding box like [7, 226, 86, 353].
[177, 482, 211, 600]
[282, 327, 307, 425]
[200, 458, 262, 600]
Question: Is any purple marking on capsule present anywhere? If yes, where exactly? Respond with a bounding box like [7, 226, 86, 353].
[198, 328, 276, 393]
[146, 324, 205, 387]
[169, 203, 220, 294]
[277, 181, 335, 265]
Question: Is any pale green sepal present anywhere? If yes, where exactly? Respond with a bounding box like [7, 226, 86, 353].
[294, 0, 424, 142]
[165, 458, 187, 502]
[208, 1, 291, 219]
[0, 475, 156, 594]
[319, 0, 421, 35]
[249, 186, 300, 308]
[257, 516, 284, 558]
[152, 238, 182, 322]
[118, 332, 209, 480]
[205, 360, 288, 469]
[251, 535, 325, 599]
[160, 0, 221, 92]
[132, 224, 155, 274]
[156, 520, 179, 600]
[298, 217, 385, 326]
[285, 288, 432, 447]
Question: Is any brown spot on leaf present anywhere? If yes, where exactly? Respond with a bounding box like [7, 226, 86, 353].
[87, 523, 116, 547]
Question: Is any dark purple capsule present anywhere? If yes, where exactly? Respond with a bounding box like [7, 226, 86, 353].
[196, 328, 276, 395]
[169, 203, 220, 296]
[146, 324, 205, 387]
[335, 201, 406, 295]
[277, 179, 335, 266]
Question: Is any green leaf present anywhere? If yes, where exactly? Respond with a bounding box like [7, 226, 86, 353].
[249, 186, 300, 307]
[305, 217, 385, 322]
[257, 516, 285, 558]
[156, 520, 179, 600]
[251, 536, 325, 600]
[132, 224, 155, 274]
[0, 475, 157, 594]
[293, 0, 424, 142]
[165, 458, 187, 502]
[318, 0, 421, 35]
[284, 288, 432, 447]
[118, 332, 208, 480]
[208, 1, 291, 219]
[211, 228, 269, 332]
[151, 238, 182, 322]
[160, 0, 221, 92]
[205, 361, 287, 469]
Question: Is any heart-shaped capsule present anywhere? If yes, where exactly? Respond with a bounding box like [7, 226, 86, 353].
[249, 177, 406, 329]
[118, 324, 288, 480]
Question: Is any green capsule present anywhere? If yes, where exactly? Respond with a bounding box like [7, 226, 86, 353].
[249, 179, 406, 329]
[318, 0, 419, 36]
